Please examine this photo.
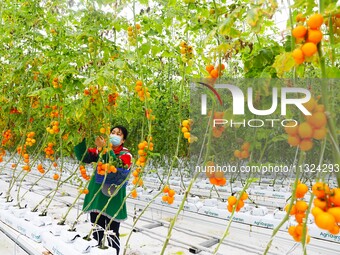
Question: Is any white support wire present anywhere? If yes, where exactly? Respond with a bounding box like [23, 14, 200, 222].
[92, 224, 121, 250]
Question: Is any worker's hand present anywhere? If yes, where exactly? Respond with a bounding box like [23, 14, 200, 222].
[95, 136, 106, 148]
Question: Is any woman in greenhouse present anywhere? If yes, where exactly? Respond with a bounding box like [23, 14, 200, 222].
[74, 125, 132, 254]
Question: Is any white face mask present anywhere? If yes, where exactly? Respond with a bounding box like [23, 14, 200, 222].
[110, 134, 122, 146]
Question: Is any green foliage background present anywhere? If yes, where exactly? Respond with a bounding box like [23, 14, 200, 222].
[0, 0, 339, 169]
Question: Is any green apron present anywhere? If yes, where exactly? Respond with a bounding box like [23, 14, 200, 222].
[74, 139, 128, 220]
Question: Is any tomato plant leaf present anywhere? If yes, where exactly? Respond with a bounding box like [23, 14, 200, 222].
[272, 52, 295, 78]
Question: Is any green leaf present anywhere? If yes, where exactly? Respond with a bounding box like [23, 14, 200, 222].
[284, 35, 293, 52]
[140, 43, 151, 54]
[27, 87, 54, 97]
[204, 27, 217, 45]
[148, 152, 161, 157]
[151, 45, 161, 55]
[325, 66, 340, 78]
[97, 75, 105, 86]
[271, 134, 288, 142]
[291, 0, 316, 14]
[112, 59, 125, 69]
[247, 8, 260, 27]
[229, 27, 241, 37]
[162, 50, 175, 58]
[324, 2, 339, 15]
[272, 52, 295, 78]
[218, 17, 233, 36]
[168, 0, 177, 6]
[84, 76, 97, 85]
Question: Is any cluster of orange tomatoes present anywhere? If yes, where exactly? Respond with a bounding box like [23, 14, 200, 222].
[131, 167, 143, 184]
[83, 85, 101, 103]
[131, 139, 153, 198]
[44, 142, 55, 160]
[206, 63, 225, 79]
[286, 181, 340, 243]
[52, 77, 62, 89]
[162, 185, 176, 204]
[22, 153, 31, 172]
[233, 142, 250, 159]
[25, 132, 36, 147]
[96, 162, 117, 176]
[33, 71, 40, 81]
[134, 80, 150, 101]
[9, 107, 21, 114]
[211, 111, 225, 138]
[79, 165, 91, 181]
[131, 167, 143, 198]
[17, 145, 27, 156]
[31, 97, 39, 109]
[107, 92, 119, 108]
[227, 192, 248, 212]
[37, 163, 46, 174]
[181, 119, 191, 141]
[205, 161, 227, 186]
[2, 129, 12, 146]
[180, 41, 194, 65]
[145, 108, 156, 121]
[311, 182, 340, 235]
[79, 188, 89, 194]
[127, 24, 141, 46]
[286, 182, 310, 243]
[47, 105, 61, 118]
[83, 85, 98, 96]
[0, 149, 5, 162]
[99, 124, 111, 135]
[46, 121, 60, 135]
[292, 13, 323, 64]
[136, 139, 153, 167]
[181, 119, 197, 143]
[285, 97, 327, 151]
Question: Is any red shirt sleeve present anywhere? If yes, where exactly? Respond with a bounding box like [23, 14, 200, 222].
[88, 148, 98, 155]
[120, 153, 132, 168]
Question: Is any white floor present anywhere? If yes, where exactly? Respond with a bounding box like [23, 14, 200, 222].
[0, 231, 29, 255]
[0, 161, 340, 255]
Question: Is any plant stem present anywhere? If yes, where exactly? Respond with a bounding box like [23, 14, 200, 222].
[213, 178, 255, 254]
[263, 152, 305, 255]
[16, 133, 49, 208]
[31, 166, 79, 213]
[58, 190, 83, 225]
[85, 174, 127, 241]
[5, 105, 33, 202]
[317, 29, 340, 186]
